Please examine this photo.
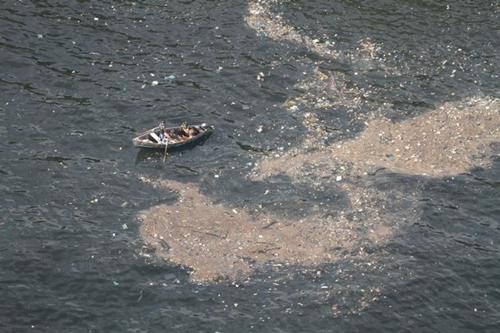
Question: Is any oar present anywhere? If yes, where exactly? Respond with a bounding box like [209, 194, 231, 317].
[163, 139, 168, 162]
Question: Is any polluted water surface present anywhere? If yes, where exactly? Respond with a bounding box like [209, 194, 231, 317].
[3, 0, 500, 330]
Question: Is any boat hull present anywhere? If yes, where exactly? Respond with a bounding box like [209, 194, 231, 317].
[132, 124, 213, 150]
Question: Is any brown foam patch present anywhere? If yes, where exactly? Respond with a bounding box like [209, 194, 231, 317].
[252, 97, 500, 180]
[138, 178, 396, 283]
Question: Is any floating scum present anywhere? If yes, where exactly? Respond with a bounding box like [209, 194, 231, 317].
[252, 97, 500, 180]
[138, 177, 402, 282]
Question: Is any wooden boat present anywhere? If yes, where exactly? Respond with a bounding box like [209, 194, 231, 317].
[132, 123, 213, 149]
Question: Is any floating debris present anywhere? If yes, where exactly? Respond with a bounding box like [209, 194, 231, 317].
[138, 179, 400, 282]
[252, 97, 500, 179]
[245, 0, 339, 59]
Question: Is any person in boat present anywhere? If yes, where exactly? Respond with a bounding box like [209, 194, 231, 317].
[179, 123, 199, 138]
[178, 123, 190, 139]
[158, 121, 175, 142]
[159, 121, 166, 141]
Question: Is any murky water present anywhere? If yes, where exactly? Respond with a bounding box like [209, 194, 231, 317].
[1, 0, 500, 332]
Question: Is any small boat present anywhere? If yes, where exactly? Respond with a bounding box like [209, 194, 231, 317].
[132, 123, 213, 149]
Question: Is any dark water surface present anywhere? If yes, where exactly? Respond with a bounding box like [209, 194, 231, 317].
[1, 0, 500, 332]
